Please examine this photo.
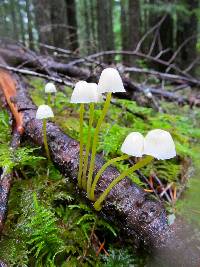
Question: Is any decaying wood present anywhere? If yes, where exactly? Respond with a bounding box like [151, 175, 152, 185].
[0, 172, 12, 233]
[1, 40, 199, 107]
[0, 66, 200, 266]
[0, 130, 21, 233]
[0, 40, 89, 79]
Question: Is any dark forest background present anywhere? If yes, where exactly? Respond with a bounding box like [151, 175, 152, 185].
[0, 0, 199, 75]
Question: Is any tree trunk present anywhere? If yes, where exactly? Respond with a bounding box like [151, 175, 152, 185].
[9, 0, 19, 41]
[128, 0, 140, 64]
[65, 0, 79, 51]
[96, 0, 115, 63]
[120, 0, 140, 66]
[176, 0, 198, 76]
[25, 0, 34, 50]
[32, 0, 53, 52]
[17, 0, 26, 45]
[120, 0, 129, 64]
[50, 0, 69, 49]
[89, 0, 97, 52]
[147, 1, 174, 71]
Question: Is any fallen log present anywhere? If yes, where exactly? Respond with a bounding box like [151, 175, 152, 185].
[0, 40, 89, 79]
[0, 64, 200, 266]
[0, 67, 22, 232]
[0, 40, 192, 106]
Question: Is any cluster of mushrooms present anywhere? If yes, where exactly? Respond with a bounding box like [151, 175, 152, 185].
[35, 68, 176, 211]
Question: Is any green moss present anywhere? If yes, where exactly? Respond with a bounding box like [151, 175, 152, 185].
[2, 78, 198, 265]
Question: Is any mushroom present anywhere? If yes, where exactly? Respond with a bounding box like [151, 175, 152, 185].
[98, 68, 126, 93]
[87, 68, 126, 200]
[144, 129, 176, 160]
[45, 82, 57, 106]
[121, 132, 144, 157]
[90, 132, 144, 201]
[36, 105, 54, 161]
[93, 129, 176, 211]
[70, 81, 102, 189]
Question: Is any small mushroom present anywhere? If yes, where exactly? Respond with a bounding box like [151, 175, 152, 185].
[144, 129, 176, 160]
[70, 81, 102, 189]
[87, 68, 126, 199]
[36, 105, 54, 161]
[45, 82, 57, 106]
[97, 68, 125, 93]
[93, 129, 176, 211]
[121, 132, 144, 157]
[45, 82, 57, 94]
[70, 81, 101, 103]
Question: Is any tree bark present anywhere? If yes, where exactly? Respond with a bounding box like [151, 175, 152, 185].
[120, 0, 129, 64]
[17, 0, 26, 45]
[50, 0, 69, 49]
[65, 0, 79, 51]
[127, 0, 140, 65]
[32, 0, 53, 52]
[96, 0, 115, 63]
[9, 0, 19, 41]
[25, 0, 34, 50]
[176, 0, 199, 76]
[120, 0, 140, 66]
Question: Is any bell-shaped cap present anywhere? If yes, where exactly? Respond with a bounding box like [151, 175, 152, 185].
[36, 105, 54, 120]
[70, 81, 101, 103]
[143, 129, 176, 160]
[121, 132, 144, 157]
[98, 68, 126, 93]
[45, 82, 57, 93]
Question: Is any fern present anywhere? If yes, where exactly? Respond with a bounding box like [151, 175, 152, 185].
[101, 248, 136, 267]
[0, 146, 44, 173]
[25, 193, 64, 262]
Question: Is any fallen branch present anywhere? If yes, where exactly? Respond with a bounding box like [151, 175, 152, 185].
[0, 64, 73, 87]
[1, 40, 199, 108]
[123, 66, 199, 86]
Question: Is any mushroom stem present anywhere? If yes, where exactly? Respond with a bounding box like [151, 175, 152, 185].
[47, 94, 51, 106]
[90, 154, 130, 201]
[94, 155, 153, 211]
[42, 118, 51, 161]
[87, 92, 112, 198]
[78, 103, 85, 188]
[82, 103, 95, 189]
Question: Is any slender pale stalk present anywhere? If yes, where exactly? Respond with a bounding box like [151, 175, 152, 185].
[47, 94, 51, 106]
[77, 104, 85, 188]
[87, 93, 112, 198]
[82, 103, 95, 189]
[90, 154, 130, 201]
[94, 155, 153, 211]
[43, 119, 51, 161]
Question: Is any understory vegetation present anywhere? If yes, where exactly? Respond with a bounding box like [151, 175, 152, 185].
[0, 78, 200, 266]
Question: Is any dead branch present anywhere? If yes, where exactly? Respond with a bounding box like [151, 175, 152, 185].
[123, 66, 199, 85]
[0, 64, 73, 87]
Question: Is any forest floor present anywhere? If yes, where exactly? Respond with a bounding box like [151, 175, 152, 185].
[0, 77, 200, 266]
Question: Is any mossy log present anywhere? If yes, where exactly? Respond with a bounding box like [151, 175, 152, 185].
[0, 66, 200, 266]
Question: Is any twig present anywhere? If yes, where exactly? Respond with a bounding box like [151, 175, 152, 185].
[0, 64, 74, 87]
[135, 14, 167, 52]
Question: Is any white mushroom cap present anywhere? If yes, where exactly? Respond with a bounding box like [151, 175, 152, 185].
[70, 81, 102, 103]
[36, 105, 54, 120]
[121, 132, 144, 157]
[143, 129, 176, 160]
[98, 68, 126, 93]
[45, 82, 57, 93]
